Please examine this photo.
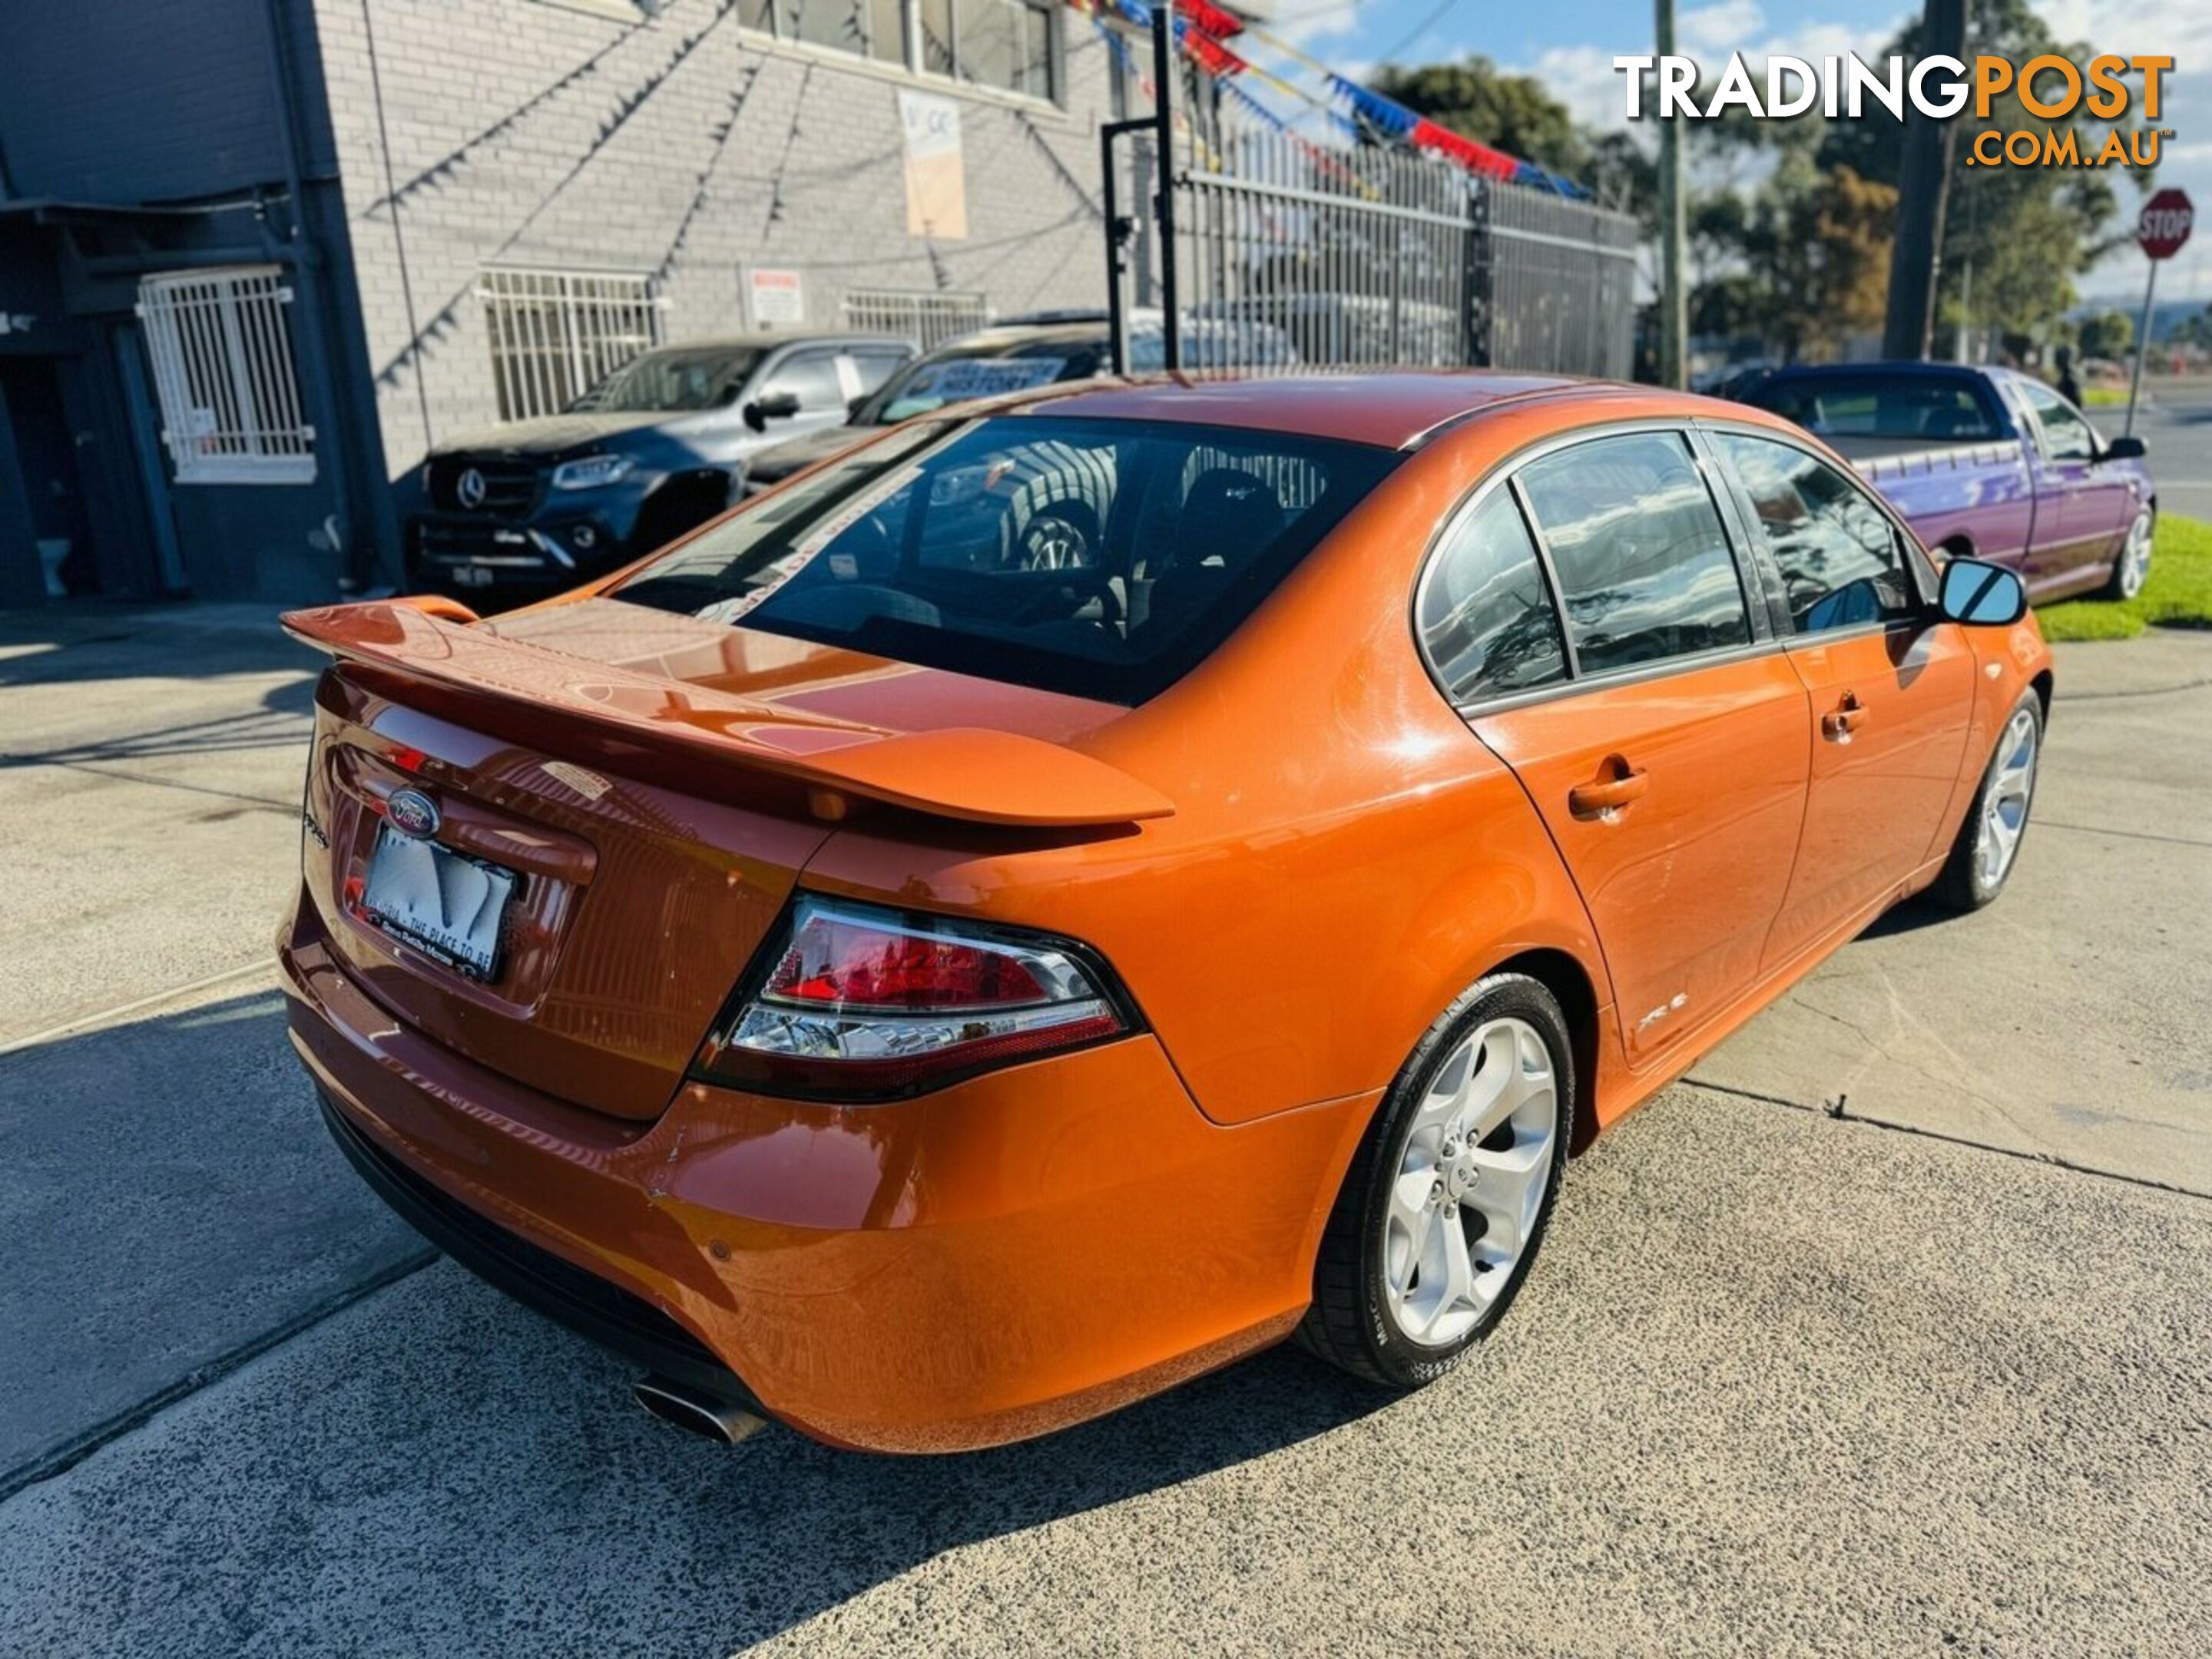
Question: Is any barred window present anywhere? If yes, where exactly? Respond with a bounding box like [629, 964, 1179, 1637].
[840, 287, 991, 350]
[136, 267, 315, 485]
[478, 268, 664, 422]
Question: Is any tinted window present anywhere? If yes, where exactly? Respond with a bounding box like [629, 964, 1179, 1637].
[759, 350, 845, 411]
[2021, 379, 2095, 462]
[1747, 374, 2000, 441]
[1516, 432, 1750, 674]
[612, 416, 1399, 704]
[1419, 491, 1568, 702]
[1716, 434, 1915, 633]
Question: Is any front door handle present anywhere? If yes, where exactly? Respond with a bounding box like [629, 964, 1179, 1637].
[1568, 758, 1649, 820]
[1821, 693, 1869, 743]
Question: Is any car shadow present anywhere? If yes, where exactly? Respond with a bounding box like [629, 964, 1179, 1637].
[1856, 894, 1955, 940]
[3, 988, 1397, 1651]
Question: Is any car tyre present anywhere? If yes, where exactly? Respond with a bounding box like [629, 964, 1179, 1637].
[2099, 505, 2154, 601]
[1932, 688, 2043, 912]
[1298, 973, 1572, 1389]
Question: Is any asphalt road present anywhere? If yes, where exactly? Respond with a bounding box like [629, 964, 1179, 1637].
[2, 606, 2208, 1656]
[2119, 376, 2212, 522]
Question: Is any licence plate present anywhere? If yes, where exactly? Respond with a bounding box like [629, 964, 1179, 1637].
[360, 825, 518, 980]
[451, 565, 496, 588]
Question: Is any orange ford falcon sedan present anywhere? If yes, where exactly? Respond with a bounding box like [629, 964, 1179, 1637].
[281, 373, 2051, 1452]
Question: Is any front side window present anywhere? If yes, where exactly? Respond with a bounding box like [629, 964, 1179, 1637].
[2020, 379, 2095, 462]
[611, 416, 1399, 703]
[1515, 432, 1751, 675]
[1419, 491, 1568, 702]
[1715, 433, 1916, 633]
[757, 350, 846, 412]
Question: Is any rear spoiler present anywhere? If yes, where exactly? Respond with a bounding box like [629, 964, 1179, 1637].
[280, 601, 1174, 830]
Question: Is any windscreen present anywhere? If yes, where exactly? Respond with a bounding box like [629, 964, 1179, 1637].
[579, 347, 762, 412]
[859, 345, 1104, 424]
[611, 415, 1402, 704]
[1746, 374, 2002, 442]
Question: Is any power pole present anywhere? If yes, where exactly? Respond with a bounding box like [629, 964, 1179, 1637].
[1655, 0, 1687, 388]
[1883, 0, 1967, 359]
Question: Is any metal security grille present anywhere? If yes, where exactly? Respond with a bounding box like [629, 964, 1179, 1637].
[840, 287, 992, 349]
[136, 267, 316, 484]
[478, 268, 664, 421]
[1138, 84, 1639, 379]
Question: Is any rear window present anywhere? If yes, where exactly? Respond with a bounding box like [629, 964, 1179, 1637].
[1746, 374, 2000, 442]
[611, 415, 1400, 704]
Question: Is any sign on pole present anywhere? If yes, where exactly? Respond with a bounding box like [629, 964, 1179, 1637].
[2125, 188, 2193, 436]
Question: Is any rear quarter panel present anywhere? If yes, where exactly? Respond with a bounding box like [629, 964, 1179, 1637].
[800, 403, 1658, 1129]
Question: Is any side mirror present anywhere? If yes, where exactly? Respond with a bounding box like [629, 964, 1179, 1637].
[2100, 434, 2147, 462]
[1937, 557, 2028, 628]
[742, 390, 801, 432]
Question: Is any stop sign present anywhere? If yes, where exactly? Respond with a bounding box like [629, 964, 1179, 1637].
[2138, 189, 2194, 261]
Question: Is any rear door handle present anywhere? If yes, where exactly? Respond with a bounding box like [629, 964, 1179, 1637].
[1821, 693, 1869, 743]
[1568, 760, 1649, 820]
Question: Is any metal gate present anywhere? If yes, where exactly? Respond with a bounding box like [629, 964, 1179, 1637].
[1109, 63, 1639, 379]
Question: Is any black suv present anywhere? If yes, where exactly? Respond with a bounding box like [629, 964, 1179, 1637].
[406, 330, 912, 598]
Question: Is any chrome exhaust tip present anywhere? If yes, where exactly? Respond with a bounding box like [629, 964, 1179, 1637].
[632, 1376, 767, 1445]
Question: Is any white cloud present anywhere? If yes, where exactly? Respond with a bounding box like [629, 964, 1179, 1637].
[1522, 44, 1629, 132]
[1268, 0, 1368, 55]
[1681, 1, 1765, 56]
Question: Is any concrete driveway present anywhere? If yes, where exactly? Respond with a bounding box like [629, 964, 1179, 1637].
[2, 606, 2207, 1656]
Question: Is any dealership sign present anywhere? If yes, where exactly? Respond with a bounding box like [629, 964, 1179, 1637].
[2137, 189, 2194, 261]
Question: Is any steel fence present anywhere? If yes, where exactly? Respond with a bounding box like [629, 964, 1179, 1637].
[1473, 184, 1642, 379]
[840, 287, 993, 350]
[1138, 88, 1639, 379]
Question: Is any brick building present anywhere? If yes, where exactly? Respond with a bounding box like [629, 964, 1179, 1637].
[0, 0, 1193, 604]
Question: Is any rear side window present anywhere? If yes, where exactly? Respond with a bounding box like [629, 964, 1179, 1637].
[1419, 491, 1568, 702]
[1515, 432, 1751, 674]
[1714, 433, 1916, 632]
[611, 415, 1400, 704]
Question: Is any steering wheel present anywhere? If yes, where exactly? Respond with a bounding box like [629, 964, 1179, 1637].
[1008, 568, 1124, 627]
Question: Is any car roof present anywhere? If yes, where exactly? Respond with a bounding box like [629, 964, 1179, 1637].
[1002, 371, 1600, 449]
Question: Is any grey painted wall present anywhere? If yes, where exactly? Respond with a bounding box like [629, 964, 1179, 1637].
[0, 3, 288, 203]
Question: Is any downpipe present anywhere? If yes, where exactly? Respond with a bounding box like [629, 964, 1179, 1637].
[632, 1376, 768, 1445]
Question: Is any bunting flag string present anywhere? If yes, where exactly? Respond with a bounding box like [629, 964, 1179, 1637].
[1070, 2, 1588, 199]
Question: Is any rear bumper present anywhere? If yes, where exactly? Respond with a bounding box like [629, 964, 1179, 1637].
[280, 897, 1369, 1452]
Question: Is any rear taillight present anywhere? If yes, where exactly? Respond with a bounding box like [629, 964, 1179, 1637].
[691, 896, 1134, 1101]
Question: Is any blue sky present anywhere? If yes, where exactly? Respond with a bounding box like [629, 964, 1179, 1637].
[1260, 0, 2211, 304]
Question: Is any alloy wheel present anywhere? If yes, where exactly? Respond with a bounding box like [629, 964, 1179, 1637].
[1976, 707, 2039, 891]
[1382, 1017, 1558, 1348]
[2119, 511, 2154, 599]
